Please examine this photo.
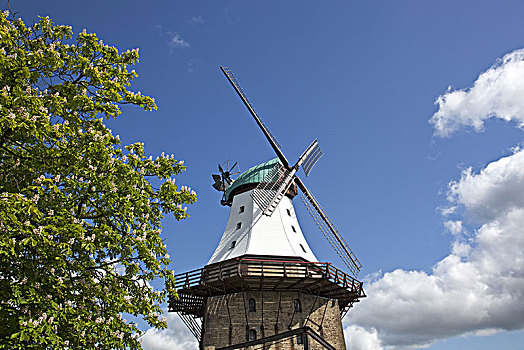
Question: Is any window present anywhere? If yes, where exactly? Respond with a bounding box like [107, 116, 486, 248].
[299, 244, 307, 253]
[230, 241, 236, 249]
[291, 225, 296, 233]
[239, 206, 245, 214]
[296, 334, 304, 344]
[236, 222, 242, 230]
[248, 329, 257, 341]
[294, 299, 302, 313]
[248, 298, 256, 312]
[286, 208, 291, 217]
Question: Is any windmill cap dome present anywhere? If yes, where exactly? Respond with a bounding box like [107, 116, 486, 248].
[224, 157, 280, 204]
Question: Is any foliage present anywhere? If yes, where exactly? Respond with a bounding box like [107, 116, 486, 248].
[0, 12, 196, 349]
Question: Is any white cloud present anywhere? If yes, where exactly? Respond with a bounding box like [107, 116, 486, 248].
[345, 149, 524, 349]
[167, 32, 190, 49]
[444, 220, 463, 235]
[430, 48, 524, 136]
[154, 25, 163, 34]
[142, 313, 198, 350]
[345, 325, 383, 350]
[185, 58, 202, 73]
[447, 150, 524, 222]
[188, 16, 204, 24]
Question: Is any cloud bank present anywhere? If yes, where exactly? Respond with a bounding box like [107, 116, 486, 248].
[346, 48, 524, 349]
[430, 49, 524, 136]
[345, 149, 524, 348]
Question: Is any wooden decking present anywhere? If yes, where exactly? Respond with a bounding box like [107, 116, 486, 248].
[169, 256, 365, 318]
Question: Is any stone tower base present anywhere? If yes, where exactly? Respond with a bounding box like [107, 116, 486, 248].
[202, 291, 345, 349]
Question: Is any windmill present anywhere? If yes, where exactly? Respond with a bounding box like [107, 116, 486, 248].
[169, 67, 365, 350]
[220, 66, 361, 278]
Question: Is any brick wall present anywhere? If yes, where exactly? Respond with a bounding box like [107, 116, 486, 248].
[202, 291, 345, 350]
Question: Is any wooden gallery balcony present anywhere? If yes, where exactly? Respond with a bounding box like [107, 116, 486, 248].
[169, 256, 366, 318]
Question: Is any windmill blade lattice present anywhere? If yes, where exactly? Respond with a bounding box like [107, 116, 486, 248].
[221, 67, 288, 168]
[251, 163, 292, 216]
[297, 182, 362, 277]
[221, 68, 281, 146]
[251, 139, 323, 216]
[302, 141, 323, 177]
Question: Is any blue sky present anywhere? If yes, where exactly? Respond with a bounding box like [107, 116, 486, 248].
[15, 1, 524, 349]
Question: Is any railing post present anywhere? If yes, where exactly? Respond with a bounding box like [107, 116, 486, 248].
[304, 332, 310, 350]
[238, 259, 242, 277]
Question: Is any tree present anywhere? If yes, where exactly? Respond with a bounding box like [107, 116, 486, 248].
[0, 12, 196, 349]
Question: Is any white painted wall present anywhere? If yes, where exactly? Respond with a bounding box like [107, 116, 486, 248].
[207, 189, 318, 264]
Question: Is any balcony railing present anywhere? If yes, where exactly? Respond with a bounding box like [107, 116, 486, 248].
[174, 257, 364, 297]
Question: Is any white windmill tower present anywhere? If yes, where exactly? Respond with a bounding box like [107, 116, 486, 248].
[170, 67, 365, 350]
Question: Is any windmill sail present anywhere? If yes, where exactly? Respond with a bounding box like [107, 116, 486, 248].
[296, 177, 362, 277]
[251, 139, 324, 216]
[302, 141, 323, 176]
[221, 67, 361, 278]
[251, 163, 293, 216]
[221, 66, 289, 169]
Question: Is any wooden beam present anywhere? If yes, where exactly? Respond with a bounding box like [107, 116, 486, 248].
[215, 326, 335, 350]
